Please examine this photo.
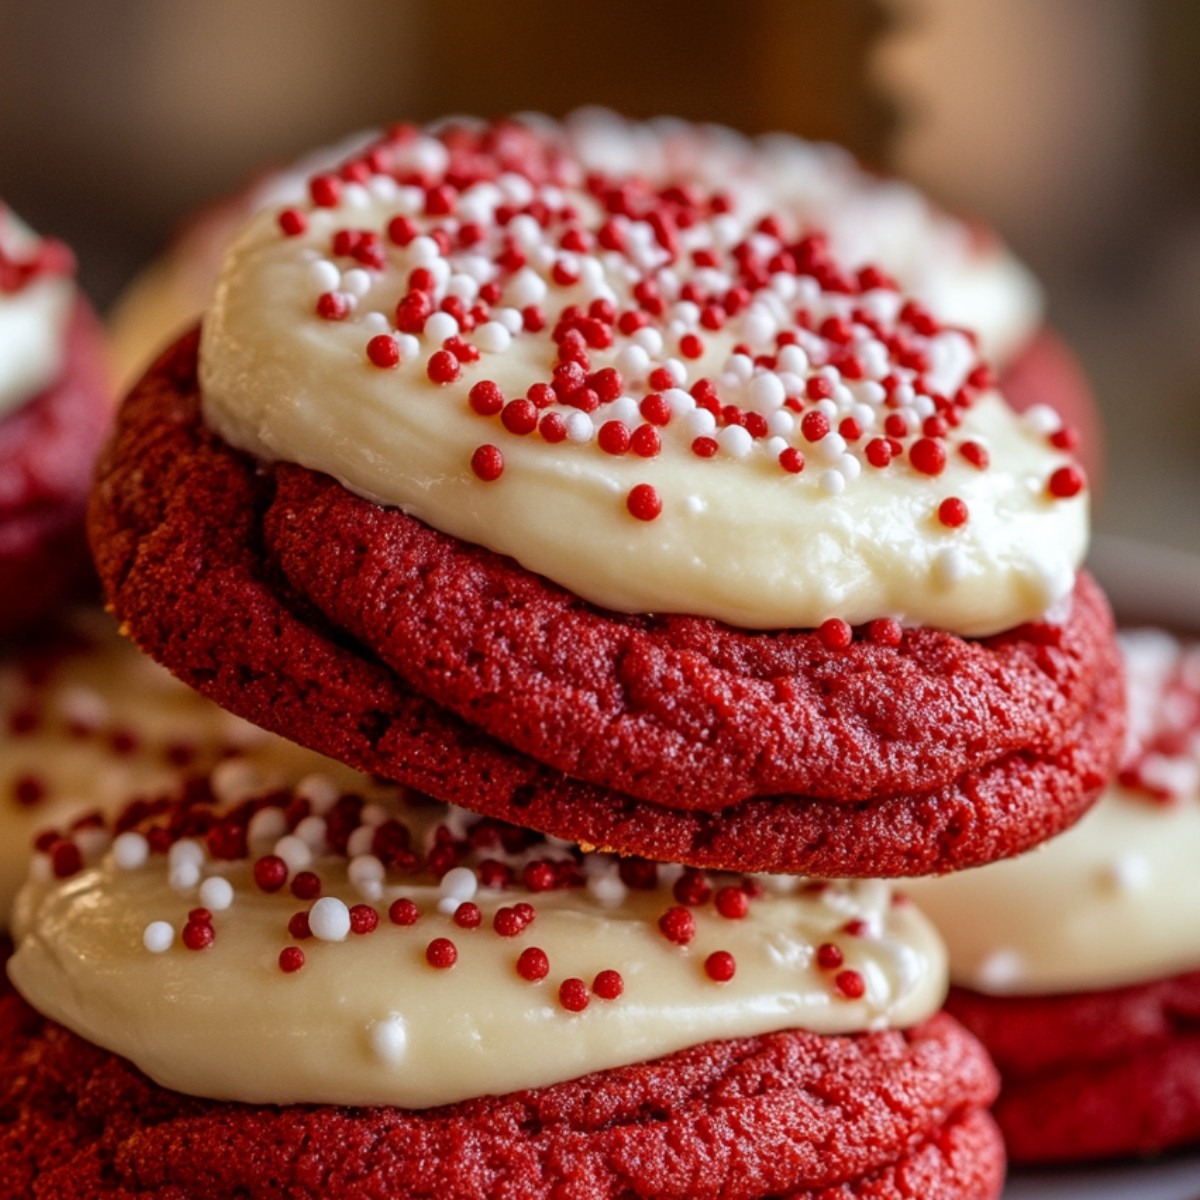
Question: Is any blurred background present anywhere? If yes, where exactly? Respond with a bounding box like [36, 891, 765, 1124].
[3, 0, 1198, 558]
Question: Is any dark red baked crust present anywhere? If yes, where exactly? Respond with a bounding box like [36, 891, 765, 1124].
[0, 977, 1001, 1200]
[947, 971, 1200, 1164]
[0, 298, 109, 636]
[88, 331, 1122, 876]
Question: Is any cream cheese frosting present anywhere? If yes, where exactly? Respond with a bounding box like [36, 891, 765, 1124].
[111, 112, 1041, 393]
[0, 609, 318, 924]
[199, 119, 1087, 636]
[906, 630, 1200, 995]
[9, 762, 948, 1109]
[0, 206, 74, 419]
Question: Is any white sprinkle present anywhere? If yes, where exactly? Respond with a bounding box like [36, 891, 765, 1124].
[1100, 853, 1152, 893]
[814, 432, 847, 463]
[361, 312, 389, 335]
[684, 494, 705, 514]
[248, 807, 289, 848]
[143, 922, 174, 953]
[631, 327, 663, 356]
[671, 299, 700, 326]
[587, 873, 629, 907]
[274, 834, 313, 873]
[1022, 403, 1063, 435]
[408, 235, 441, 265]
[112, 831, 149, 870]
[913, 393, 935, 419]
[294, 815, 328, 851]
[664, 387, 694, 418]
[349, 855, 386, 891]
[310, 896, 352, 942]
[892, 382, 915, 406]
[445, 273, 480, 301]
[169, 861, 201, 893]
[493, 307, 525, 335]
[396, 333, 420, 360]
[815, 398, 838, 420]
[341, 183, 371, 210]
[1139, 753, 1200, 798]
[766, 409, 795, 437]
[819, 469, 846, 495]
[615, 344, 650, 381]
[747, 372, 786, 413]
[458, 254, 495, 284]
[609, 395, 641, 426]
[439, 866, 478, 902]
[199, 876, 234, 911]
[718, 425, 753, 457]
[498, 171, 534, 207]
[860, 341, 890, 379]
[766, 435, 788, 457]
[341, 268, 371, 298]
[726, 353, 754, 382]
[770, 271, 798, 301]
[56, 685, 110, 729]
[423, 311, 458, 343]
[934, 546, 968, 586]
[346, 825, 375, 858]
[976, 950, 1025, 992]
[310, 260, 340, 292]
[742, 307, 777, 345]
[839, 453, 862, 482]
[367, 174, 400, 204]
[685, 408, 717, 438]
[565, 412, 594, 443]
[169, 839, 206, 869]
[852, 402, 878, 430]
[29, 854, 52, 883]
[368, 1013, 408, 1064]
[777, 344, 809, 376]
[833, 384, 855, 409]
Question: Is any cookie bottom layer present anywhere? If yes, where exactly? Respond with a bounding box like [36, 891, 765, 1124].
[0, 972, 1001, 1200]
[948, 970, 1200, 1163]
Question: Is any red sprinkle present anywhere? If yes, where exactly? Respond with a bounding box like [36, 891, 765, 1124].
[366, 335, 400, 368]
[598, 420, 631, 455]
[388, 898, 420, 926]
[453, 902, 482, 929]
[291, 871, 322, 900]
[501, 399, 538, 435]
[673, 870, 712, 907]
[350, 904, 379, 935]
[835, 969, 866, 999]
[867, 617, 903, 647]
[865, 438, 893, 469]
[277, 208, 307, 237]
[253, 855, 288, 893]
[471, 444, 504, 482]
[715, 886, 750, 919]
[630, 424, 661, 458]
[308, 174, 341, 207]
[492, 906, 526, 937]
[1048, 465, 1085, 498]
[469, 380, 505, 416]
[427, 350, 461, 384]
[679, 333, 704, 359]
[691, 436, 719, 458]
[937, 497, 969, 528]
[801, 411, 830, 442]
[559, 978, 590, 1012]
[425, 937, 458, 969]
[909, 438, 947, 476]
[288, 911, 312, 939]
[50, 841, 82, 879]
[658, 906, 696, 945]
[593, 969, 624, 1000]
[817, 942, 844, 970]
[959, 441, 989, 470]
[279, 946, 305, 973]
[705, 951, 737, 982]
[182, 920, 214, 951]
[779, 447, 805, 474]
[516, 946, 549, 981]
[818, 618, 853, 650]
[626, 484, 662, 521]
[316, 292, 349, 321]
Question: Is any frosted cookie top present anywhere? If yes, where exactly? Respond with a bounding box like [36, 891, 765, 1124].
[114, 111, 1041, 391]
[907, 630, 1200, 995]
[9, 762, 947, 1108]
[200, 117, 1086, 636]
[0, 205, 76, 418]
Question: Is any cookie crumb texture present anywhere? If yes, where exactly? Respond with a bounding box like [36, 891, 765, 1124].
[948, 971, 1200, 1164]
[0, 976, 1001, 1200]
[0, 299, 108, 636]
[88, 332, 1123, 877]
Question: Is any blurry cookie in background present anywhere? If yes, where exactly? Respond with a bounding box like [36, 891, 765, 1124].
[0, 206, 110, 637]
[908, 627, 1200, 1163]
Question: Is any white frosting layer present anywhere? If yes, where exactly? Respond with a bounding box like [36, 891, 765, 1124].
[10, 775, 946, 1108]
[200, 125, 1086, 635]
[906, 630, 1200, 995]
[0, 609, 317, 925]
[0, 210, 73, 417]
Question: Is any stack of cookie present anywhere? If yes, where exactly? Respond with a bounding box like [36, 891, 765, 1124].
[4, 116, 1125, 1197]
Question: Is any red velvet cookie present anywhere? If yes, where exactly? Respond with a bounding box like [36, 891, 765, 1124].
[89, 332, 1123, 877]
[947, 972, 1200, 1164]
[0, 297, 109, 637]
[0, 989, 1001, 1200]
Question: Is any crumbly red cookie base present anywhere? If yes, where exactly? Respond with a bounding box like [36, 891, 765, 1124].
[0, 970, 1001, 1200]
[88, 331, 1123, 876]
[0, 299, 108, 636]
[947, 971, 1200, 1164]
